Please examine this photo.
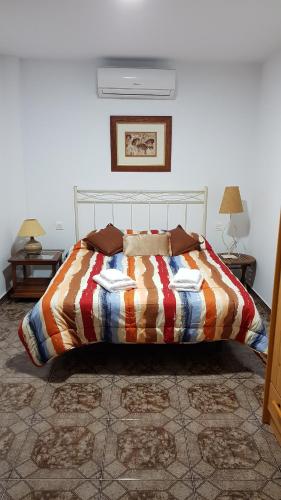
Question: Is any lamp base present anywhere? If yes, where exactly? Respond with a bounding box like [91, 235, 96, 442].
[24, 237, 42, 255]
[221, 215, 240, 258]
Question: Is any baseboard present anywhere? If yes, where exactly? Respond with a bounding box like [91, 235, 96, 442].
[248, 287, 270, 365]
[249, 287, 271, 314]
[256, 352, 267, 364]
[0, 289, 10, 304]
[251, 286, 271, 309]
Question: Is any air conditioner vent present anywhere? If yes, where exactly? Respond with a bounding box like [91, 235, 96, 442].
[97, 68, 176, 100]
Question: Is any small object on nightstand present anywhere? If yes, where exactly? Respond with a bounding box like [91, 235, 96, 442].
[17, 219, 46, 255]
[220, 253, 239, 259]
[8, 250, 63, 299]
[218, 253, 256, 287]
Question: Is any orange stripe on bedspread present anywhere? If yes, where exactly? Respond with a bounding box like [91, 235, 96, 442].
[198, 252, 238, 339]
[183, 252, 217, 340]
[41, 249, 79, 355]
[124, 256, 137, 342]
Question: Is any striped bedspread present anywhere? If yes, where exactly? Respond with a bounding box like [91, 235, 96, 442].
[19, 235, 268, 366]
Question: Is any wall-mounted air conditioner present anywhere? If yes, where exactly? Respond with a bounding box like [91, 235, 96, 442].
[97, 68, 176, 100]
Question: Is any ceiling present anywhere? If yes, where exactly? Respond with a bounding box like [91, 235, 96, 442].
[1, 0, 281, 62]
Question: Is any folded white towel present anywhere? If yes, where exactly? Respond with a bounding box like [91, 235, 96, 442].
[169, 277, 203, 292]
[93, 274, 137, 292]
[100, 269, 129, 282]
[173, 268, 202, 284]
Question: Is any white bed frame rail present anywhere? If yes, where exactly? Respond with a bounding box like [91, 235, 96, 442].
[74, 186, 208, 241]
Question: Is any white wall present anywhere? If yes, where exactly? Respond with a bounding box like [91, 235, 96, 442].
[20, 60, 260, 253]
[4, 58, 274, 300]
[0, 56, 26, 298]
[248, 51, 281, 305]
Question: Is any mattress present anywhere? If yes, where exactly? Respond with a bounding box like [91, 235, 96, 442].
[19, 236, 268, 366]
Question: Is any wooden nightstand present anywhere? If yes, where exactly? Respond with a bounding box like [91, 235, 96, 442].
[8, 250, 63, 299]
[218, 253, 256, 287]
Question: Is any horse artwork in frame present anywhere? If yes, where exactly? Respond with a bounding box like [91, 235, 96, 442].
[110, 116, 172, 172]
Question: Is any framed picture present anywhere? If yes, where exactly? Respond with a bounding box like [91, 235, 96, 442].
[110, 116, 172, 172]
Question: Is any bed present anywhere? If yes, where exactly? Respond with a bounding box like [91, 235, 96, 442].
[18, 187, 268, 366]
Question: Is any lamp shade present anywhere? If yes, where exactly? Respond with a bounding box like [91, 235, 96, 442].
[219, 186, 243, 214]
[18, 219, 46, 237]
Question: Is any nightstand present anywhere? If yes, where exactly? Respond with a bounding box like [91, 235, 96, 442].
[8, 250, 63, 299]
[218, 253, 256, 287]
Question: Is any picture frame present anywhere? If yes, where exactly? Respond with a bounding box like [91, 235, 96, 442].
[110, 116, 172, 172]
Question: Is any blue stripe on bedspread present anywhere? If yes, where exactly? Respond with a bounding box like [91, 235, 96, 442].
[100, 253, 123, 343]
[28, 302, 49, 363]
[169, 256, 202, 342]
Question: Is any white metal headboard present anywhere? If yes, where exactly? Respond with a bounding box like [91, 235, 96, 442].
[74, 186, 208, 241]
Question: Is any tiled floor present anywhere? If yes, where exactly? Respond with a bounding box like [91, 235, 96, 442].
[0, 298, 280, 499]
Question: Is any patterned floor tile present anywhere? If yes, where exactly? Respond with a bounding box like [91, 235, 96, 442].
[176, 342, 265, 382]
[183, 415, 280, 494]
[102, 416, 191, 481]
[258, 425, 281, 474]
[109, 376, 180, 420]
[3, 478, 100, 499]
[222, 343, 265, 380]
[0, 344, 51, 381]
[100, 480, 194, 499]
[242, 375, 265, 419]
[0, 332, 19, 352]
[0, 413, 29, 478]
[12, 414, 108, 479]
[0, 482, 6, 498]
[49, 346, 114, 382]
[0, 378, 46, 425]
[261, 480, 281, 500]
[0, 300, 35, 324]
[175, 345, 232, 380]
[35, 377, 113, 420]
[177, 377, 253, 421]
[104, 344, 185, 377]
[195, 481, 280, 499]
[0, 301, 51, 380]
[0, 295, 280, 500]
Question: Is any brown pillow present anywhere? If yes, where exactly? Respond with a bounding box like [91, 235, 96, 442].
[84, 224, 123, 256]
[123, 233, 171, 256]
[169, 225, 200, 256]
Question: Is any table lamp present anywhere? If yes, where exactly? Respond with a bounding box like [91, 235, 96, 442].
[18, 219, 46, 255]
[219, 186, 243, 259]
